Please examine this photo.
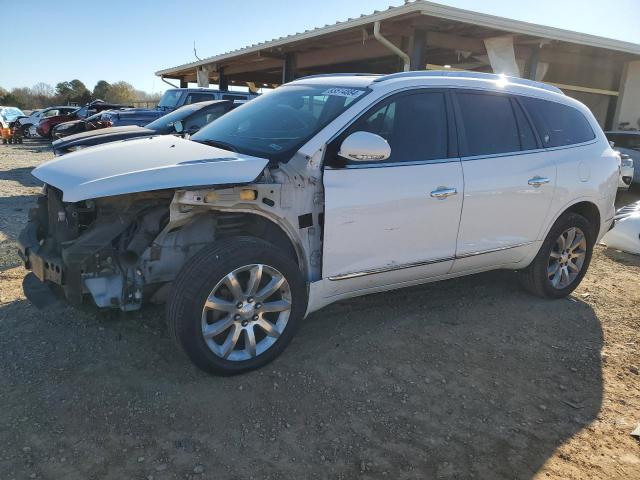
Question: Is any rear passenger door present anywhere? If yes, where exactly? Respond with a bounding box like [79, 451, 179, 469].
[451, 90, 556, 271]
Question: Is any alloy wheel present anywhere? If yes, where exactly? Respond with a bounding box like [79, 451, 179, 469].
[547, 227, 587, 289]
[201, 264, 292, 361]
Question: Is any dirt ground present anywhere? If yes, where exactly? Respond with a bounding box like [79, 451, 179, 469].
[0, 139, 638, 480]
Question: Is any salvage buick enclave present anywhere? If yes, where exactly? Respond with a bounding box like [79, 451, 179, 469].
[19, 71, 619, 375]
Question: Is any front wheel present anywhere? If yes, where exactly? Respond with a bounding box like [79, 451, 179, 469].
[167, 237, 307, 376]
[520, 212, 595, 298]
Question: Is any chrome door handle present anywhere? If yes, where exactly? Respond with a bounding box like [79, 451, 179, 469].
[528, 176, 551, 187]
[430, 187, 458, 199]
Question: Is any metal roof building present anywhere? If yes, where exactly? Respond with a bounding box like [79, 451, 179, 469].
[156, 0, 640, 130]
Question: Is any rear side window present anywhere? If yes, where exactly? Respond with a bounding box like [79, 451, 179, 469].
[456, 92, 521, 156]
[185, 93, 216, 104]
[520, 97, 595, 147]
[346, 91, 449, 163]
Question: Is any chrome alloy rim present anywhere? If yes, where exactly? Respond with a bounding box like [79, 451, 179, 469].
[547, 227, 587, 289]
[201, 264, 291, 361]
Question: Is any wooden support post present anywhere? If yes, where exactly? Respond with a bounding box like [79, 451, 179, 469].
[218, 67, 229, 91]
[409, 29, 427, 70]
[524, 46, 540, 80]
[282, 52, 296, 84]
[179, 78, 188, 88]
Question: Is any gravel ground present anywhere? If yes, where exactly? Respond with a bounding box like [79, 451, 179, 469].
[0, 139, 639, 480]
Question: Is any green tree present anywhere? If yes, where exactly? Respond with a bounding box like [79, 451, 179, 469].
[105, 81, 137, 105]
[92, 80, 111, 101]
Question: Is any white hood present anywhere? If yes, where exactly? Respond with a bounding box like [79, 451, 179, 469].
[33, 136, 269, 202]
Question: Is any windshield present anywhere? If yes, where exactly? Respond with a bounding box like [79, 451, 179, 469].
[158, 89, 183, 109]
[1, 107, 24, 121]
[145, 102, 203, 132]
[191, 84, 368, 162]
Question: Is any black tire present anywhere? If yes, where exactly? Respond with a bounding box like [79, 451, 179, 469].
[520, 212, 595, 298]
[167, 236, 307, 376]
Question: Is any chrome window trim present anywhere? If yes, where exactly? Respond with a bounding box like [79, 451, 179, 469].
[458, 139, 598, 162]
[325, 157, 459, 170]
[328, 242, 534, 281]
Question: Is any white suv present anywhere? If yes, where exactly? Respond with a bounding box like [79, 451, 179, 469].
[19, 71, 619, 375]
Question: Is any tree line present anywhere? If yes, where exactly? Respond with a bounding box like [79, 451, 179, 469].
[0, 79, 161, 110]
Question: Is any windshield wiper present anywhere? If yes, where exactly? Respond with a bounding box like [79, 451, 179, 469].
[197, 139, 239, 152]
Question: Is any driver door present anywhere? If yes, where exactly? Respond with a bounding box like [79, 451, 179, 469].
[322, 89, 464, 296]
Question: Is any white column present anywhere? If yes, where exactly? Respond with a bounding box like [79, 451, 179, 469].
[484, 36, 520, 77]
[196, 67, 210, 88]
[614, 60, 640, 130]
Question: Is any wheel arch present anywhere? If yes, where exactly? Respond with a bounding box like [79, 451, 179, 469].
[542, 199, 602, 241]
[207, 208, 308, 279]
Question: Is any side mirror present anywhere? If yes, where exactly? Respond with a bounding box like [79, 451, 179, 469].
[338, 131, 391, 162]
[174, 120, 184, 133]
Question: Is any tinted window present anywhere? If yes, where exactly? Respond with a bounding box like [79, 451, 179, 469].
[185, 93, 216, 105]
[346, 91, 449, 163]
[457, 92, 520, 156]
[184, 105, 227, 132]
[192, 84, 369, 163]
[520, 97, 595, 147]
[222, 94, 247, 101]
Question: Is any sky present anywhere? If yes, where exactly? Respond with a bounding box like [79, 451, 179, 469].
[3, 0, 640, 94]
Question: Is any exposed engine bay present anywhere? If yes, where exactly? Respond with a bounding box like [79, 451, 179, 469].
[19, 161, 323, 311]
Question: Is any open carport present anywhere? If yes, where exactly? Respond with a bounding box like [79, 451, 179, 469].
[156, 0, 640, 129]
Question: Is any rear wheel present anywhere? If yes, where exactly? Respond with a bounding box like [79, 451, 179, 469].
[520, 212, 594, 298]
[167, 237, 306, 376]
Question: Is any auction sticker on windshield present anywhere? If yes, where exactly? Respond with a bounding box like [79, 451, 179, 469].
[322, 88, 365, 98]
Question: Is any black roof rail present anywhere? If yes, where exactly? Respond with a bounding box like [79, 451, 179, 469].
[374, 70, 564, 95]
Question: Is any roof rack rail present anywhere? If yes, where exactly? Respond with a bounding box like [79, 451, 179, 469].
[374, 70, 564, 95]
[296, 73, 383, 80]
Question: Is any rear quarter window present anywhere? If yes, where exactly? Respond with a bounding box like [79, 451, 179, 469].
[520, 97, 595, 148]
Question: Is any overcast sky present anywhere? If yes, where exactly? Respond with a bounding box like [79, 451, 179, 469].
[3, 0, 639, 93]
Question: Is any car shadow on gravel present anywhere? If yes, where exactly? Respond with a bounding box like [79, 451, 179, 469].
[0, 270, 603, 479]
[2, 138, 52, 154]
[0, 194, 40, 271]
[0, 167, 43, 188]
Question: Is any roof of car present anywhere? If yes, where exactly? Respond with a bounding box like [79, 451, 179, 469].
[291, 70, 567, 100]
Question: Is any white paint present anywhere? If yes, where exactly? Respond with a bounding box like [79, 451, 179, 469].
[484, 36, 520, 77]
[322, 161, 463, 295]
[32, 136, 268, 202]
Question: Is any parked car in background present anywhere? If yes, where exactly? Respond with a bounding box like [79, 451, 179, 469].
[157, 88, 257, 111]
[0, 106, 25, 129]
[99, 108, 165, 127]
[606, 131, 640, 184]
[616, 151, 634, 189]
[17, 106, 77, 137]
[52, 100, 240, 155]
[37, 100, 131, 138]
[52, 111, 117, 139]
[19, 71, 619, 375]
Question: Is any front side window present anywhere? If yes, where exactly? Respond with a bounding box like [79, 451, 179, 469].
[456, 92, 520, 156]
[192, 84, 369, 163]
[183, 105, 227, 132]
[520, 97, 595, 147]
[341, 91, 449, 163]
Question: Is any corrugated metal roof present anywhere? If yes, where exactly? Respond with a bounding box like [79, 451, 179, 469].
[156, 0, 640, 76]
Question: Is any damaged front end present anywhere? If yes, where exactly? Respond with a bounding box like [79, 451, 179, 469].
[19, 186, 173, 311]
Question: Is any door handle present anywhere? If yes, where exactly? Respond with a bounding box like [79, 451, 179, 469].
[430, 187, 458, 199]
[528, 176, 551, 187]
